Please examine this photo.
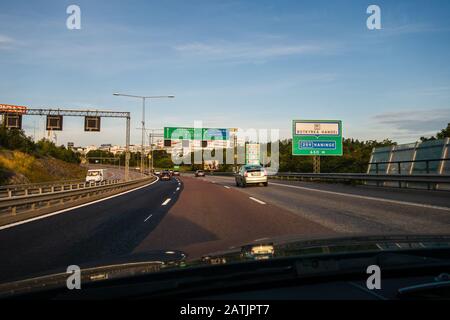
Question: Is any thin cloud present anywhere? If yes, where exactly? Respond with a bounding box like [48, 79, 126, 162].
[372, 108, 450, 138]
[0, 34, 15, 49]
[173, 41, 328, 62]
[368, 23, 449, 38]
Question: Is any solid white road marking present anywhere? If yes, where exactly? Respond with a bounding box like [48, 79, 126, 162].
[224, 186, 230, 189]
[162, 198, 171, 206]
[249, 197, 266, 205]
[144, 214, 153, 222]
[270, 182, 450, 212]
[0, 177, 160, 231]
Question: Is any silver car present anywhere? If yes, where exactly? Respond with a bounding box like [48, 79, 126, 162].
[235, 165, 268, 188]
[195, 170, 205, 177]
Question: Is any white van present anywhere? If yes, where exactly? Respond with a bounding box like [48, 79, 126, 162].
[86, 169, 106, 183]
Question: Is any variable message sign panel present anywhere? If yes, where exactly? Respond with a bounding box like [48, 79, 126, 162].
[84, 116, 101, 132]
[292, 120, 343, 156]
[0, 104, 27, 114]
[164, 127, 229, 141]
[46, 115, 63, 131]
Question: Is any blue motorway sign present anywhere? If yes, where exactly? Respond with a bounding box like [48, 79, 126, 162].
[299, 141, 336, 150]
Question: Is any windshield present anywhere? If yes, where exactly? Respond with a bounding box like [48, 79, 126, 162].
[0, 0, 449, 301]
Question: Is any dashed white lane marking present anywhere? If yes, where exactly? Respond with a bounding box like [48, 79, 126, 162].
[162, 198, 171, 206]
[0, 177, 160, 231]
[270, 182, 450, 212]
[176, 187, 180, 191]
[249, 197, 266, 205]
[144, 214, 153, 222]
[224, 186, 231, 189]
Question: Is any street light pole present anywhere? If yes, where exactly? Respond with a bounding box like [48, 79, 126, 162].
[113, 93, 175, 175]
[141, 97, 146, 174]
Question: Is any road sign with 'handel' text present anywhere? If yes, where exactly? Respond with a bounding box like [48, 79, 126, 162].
[292, 120, 343, 156]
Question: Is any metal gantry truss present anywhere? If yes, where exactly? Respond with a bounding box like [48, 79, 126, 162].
[25, 108, 131, 118]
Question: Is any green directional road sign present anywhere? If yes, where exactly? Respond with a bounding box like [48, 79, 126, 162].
[164, 127, 229, 141]
[292, 120, 343, 156]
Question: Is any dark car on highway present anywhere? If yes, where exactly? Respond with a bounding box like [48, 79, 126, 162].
[160, 170, 171, 181]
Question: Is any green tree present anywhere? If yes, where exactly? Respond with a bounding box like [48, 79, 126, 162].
[436, 123, 450, 140]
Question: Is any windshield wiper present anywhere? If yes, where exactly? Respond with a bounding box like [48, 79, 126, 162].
[398, 273, 450, 299]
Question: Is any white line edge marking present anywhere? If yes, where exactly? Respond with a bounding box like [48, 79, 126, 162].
[270, 182, 450, 212]
[0, 177, 160, 231]
[161, 198, 171, 206]
[249, 197, 266, 205]
[144, 214, 153, 222]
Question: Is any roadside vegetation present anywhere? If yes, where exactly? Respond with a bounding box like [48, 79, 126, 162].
[0, 128, 85, 185]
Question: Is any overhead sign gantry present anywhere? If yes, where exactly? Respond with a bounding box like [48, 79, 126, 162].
[0, 105, 132, 181]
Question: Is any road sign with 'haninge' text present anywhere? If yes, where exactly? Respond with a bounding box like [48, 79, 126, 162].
[292, 120, 343, 156]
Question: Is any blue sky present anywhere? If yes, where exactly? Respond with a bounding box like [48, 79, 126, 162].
[1, 0, 449, 146]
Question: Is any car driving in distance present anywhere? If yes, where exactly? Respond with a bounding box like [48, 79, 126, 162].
[85, 169, 106, 183]
[160, 170, 171, 181]
[194, 170, 205, 177]
[235, 164, 268, 187]
[154, 170, 161, 176]
[173, 170, 180, 176]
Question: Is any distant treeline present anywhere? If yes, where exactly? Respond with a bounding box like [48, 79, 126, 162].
[277, 138, 393, 173]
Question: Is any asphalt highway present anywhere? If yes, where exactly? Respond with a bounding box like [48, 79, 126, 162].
[0, 177, 179, 282]
[0, 173, 449, 283]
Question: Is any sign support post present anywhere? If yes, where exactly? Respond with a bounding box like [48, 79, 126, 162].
[313, 156, 321, 173]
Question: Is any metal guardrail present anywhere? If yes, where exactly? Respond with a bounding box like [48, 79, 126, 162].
[180, 170, 450, 190]
[0, 179, 115, 199]
[0, 177, 155, 218]
[269, 173, 450, 190]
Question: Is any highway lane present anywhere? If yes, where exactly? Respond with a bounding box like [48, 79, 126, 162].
[87, 164, 145, 181]
[200, 175, 450, 235]
[2, 171, 449, 284]
[133, 176, 334, 259]
[0, 177, 182, 283]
